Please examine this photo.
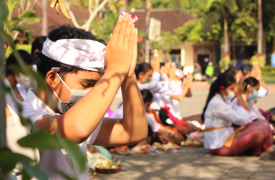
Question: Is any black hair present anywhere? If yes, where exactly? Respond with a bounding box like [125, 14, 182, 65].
[201, 72, 236, 122]
[140, 89, 153, 103]
[244, 77, 259, 91]
[135, 62, 152, 79]
[160, 62, 165, 68]
[31, 36, 47, 56]
[36, 25, 106, 78]
[6, 50, 34, 76]
[224, 66, 239, 76]
[241, 64, 251, 76]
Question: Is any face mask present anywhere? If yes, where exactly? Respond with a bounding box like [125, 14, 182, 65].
[223, 90, 235, 101]
[142, 77, 151, 84]
[52, 73, 90, 113]
[15, 73, 32, 86]
[249, 90, 258, 101]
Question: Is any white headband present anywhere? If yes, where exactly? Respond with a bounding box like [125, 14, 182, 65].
[42, 38, 106, 72]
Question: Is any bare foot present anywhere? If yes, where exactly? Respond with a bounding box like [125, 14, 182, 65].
[131, 145, 151, 154]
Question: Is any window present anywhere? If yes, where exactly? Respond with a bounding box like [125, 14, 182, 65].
[171, 56, 176, 62]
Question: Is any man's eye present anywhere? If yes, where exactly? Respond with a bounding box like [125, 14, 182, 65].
[81, 83, 95, 88]
[81, 84, 89, 88]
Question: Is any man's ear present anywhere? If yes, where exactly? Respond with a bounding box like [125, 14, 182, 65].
[45, 70, 61, 90]
[13, 71, 20, 77]
[138, 72, 143, 79]
[247, 84, 253, 93]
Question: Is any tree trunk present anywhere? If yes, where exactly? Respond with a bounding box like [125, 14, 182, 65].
[41, 0, 48, 36]
[119, 0, 128, 14]
[0, 2, 7, 148]
[223, 16, 229, 54]
[257, 0, 263, 54]
[145, 0, 151, 63]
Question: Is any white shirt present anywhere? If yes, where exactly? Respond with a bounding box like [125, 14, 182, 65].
[21, 89, 103, 180]
[204, 94, 249, 149]
[257, 86, 269, 98]
[231, 95, 266, 122]
[138, 72, 160, 90]
[5, 78, 27, 114]
[111, 104, 161, 132]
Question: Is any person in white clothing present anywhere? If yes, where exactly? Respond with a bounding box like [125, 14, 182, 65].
[231, 77, 274, 131]
[202, 72, 273, 156]
[135, 59, 160, 90]
[231, 77, 265, 122]
[21, 15, 147, 180]
[5, 50, 35, 110]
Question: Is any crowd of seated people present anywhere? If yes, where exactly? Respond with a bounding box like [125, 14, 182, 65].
[3, 15, 275, 179]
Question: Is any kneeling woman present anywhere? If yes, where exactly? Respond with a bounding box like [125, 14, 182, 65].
[202, 73, 273, 156]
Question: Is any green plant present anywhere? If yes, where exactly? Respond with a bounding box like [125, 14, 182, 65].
[3, 0, 40, 44]
[4, 44, 32, 59]
[261, 66, 275, 76]
[219, 56, 231, 72]
[250, 55, 265, 68]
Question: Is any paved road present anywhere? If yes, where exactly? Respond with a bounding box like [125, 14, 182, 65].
[100, 88, 275, 180]
[93, 148, 275, 180]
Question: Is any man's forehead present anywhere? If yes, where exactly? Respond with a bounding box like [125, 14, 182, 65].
[68, 69, 101, 80]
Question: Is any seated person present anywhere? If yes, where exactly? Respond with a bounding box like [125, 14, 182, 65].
[21, 15, 147, 179]
[5, 50, 35, 111]
[202, 72, 273, 156]
[231, 77, 265, 122]
[111, 89, 176, 153]
[231, 77, 274, 130]
[135, 57, 160, 91]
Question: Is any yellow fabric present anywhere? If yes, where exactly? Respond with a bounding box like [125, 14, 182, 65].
[204, 126, 246, 148]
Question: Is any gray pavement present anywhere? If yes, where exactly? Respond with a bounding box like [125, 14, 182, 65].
[98, 89, 275, 180]
[93, 148, 275, 180]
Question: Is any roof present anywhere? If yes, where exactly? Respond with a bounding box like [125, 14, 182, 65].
[133, 9, 194, 33]
[22, 2, 90, 37]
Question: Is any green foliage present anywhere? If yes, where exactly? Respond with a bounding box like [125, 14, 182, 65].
[261, 66, 275, 76]
[230, 12, 257, 45]
[150, 31, 181, 51]
[219, 56, 231, 72]
[175, 18, 222, 43]
[262, 0, 275, 40]
[175, 0, 274, 48]
[0, 1, 8, 22]
[91, 13, 119, 41]
[0, 147, 47, 179]
[18, 131, 86, 172]
[4, 44, 32, 59]
[250, 55, 265, 68]
[3, 0, 40, 44]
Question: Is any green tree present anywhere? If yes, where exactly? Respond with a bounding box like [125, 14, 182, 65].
[175, 17, 222, 43]
[204, 0, 238, 54]
[230, 0, 257, 45]
[3, 0, 40, 44]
